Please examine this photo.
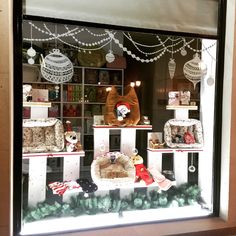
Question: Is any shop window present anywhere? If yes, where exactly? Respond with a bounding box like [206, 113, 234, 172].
[20, 19, 219, 235]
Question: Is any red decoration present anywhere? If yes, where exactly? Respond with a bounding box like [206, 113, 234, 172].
[184, 131, 195, 144]
[134, 164, 154, 185]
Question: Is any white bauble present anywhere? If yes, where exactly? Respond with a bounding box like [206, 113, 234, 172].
[105, 50, 115, 63]
[27, 47, 36, 57]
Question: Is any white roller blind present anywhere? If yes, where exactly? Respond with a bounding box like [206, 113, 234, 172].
[24, 0, 219, 36]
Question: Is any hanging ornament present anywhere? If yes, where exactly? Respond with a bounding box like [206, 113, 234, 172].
[27, 47, 36, 57]
[41, 49, 74, 84]
[183, 53, 207, 90]
[105, 40, 115, 63]
[188, 153, 196, 173]
[27, 57, 35, 65]
[207, 59, 215, 86]
[207, 76, 214, 86]
[27, 23, 36, 65]
[105, 50, 115, 63]
[132, 148, 139, 156]
[168, 58, 176, 79]
[181, 48, 187, 56]
[168, 39, 176, 79]
[180, 38, 187, 56]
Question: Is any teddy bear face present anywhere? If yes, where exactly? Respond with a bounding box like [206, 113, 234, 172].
[131, 154, 143, 165]
[116, 102, 131, 121]
[104, 86, 140, 126]
[65, 131, 78, 144]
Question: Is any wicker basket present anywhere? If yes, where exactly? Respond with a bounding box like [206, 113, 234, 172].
[91, 152, 135, 188]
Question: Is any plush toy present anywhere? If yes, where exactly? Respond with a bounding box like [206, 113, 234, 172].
[104, 86, 140, 126]
[116, 102, 131, 121]
[131, 154, 154, 185]
[64, 121, 82, 152]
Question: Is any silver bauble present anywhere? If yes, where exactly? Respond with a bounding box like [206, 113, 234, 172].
[183, 53, 207, 89]
[41, 49, 74, 84]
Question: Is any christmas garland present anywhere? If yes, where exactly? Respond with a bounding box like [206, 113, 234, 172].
[24, 183, 203, 223]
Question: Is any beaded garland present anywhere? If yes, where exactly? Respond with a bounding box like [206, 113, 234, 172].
[23, 21, 216, 65]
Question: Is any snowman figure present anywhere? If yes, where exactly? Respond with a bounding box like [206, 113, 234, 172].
[116, 102, 131, 121]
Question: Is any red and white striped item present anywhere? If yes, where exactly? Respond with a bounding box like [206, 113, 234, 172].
[48, 180, 80, 195]
[148, 166, 172, 191]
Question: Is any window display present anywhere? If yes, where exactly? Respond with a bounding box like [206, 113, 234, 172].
[20, 19, 218, 235]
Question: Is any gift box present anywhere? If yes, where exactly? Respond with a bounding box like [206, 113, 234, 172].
[32, 89, 48, 102]
[168, 91, 180, 106]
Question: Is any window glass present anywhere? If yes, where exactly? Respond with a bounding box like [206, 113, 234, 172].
[21, 20, 217, 234]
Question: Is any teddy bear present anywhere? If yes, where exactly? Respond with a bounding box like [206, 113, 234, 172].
[64, 121, 82, 152]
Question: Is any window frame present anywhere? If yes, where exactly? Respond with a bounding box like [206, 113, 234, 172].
[13, 0, 227, 235]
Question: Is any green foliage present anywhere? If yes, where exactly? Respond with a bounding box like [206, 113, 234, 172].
[24, 183, 202, 223]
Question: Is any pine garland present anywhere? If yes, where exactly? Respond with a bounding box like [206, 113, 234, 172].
[24, 183, 203, 223]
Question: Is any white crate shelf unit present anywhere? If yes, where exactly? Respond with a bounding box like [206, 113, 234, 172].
[23, 102, 85, 206]
[147, 105, 201, 186]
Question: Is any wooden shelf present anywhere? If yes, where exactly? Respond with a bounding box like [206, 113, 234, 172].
[93, 124, 152, 130]
[166, 105, 198, 110]
[23, 102, 51, 107]
[23, 151, 85, 159]
[147, 148, 203, 153]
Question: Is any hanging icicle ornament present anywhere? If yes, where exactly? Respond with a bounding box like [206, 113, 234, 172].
[180, 38, 187, 56]
[27, 22, 37, 65]
[168, 39, 176, 79]
[168, 58, 176, 79]
[183, 53, 207, 90]
[41, 49, 74, 84]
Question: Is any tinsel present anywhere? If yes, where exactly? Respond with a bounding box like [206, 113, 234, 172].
[24, 183, 203, 222]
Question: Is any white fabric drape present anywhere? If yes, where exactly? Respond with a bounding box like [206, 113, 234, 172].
[24, 0, 219, 36]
